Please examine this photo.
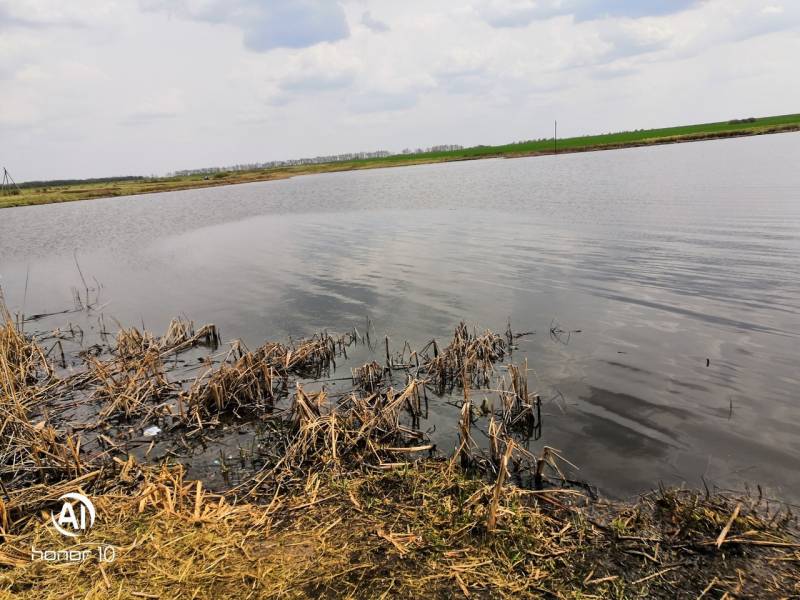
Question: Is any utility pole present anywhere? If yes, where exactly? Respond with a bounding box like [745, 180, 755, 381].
[0, 167, 20, 196]
[554, 120, 558, 155]
[1, 167, 21, 196]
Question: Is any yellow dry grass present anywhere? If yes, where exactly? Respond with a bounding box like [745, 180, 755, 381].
[2, 461, 799, 599]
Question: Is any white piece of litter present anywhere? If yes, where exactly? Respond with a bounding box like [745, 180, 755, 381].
[143, 426, 162, 437]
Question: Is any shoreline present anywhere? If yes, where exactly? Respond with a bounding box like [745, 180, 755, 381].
[3, 119, 798, 210]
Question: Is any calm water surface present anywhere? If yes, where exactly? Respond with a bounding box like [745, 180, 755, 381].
[2, 133, 799, 500]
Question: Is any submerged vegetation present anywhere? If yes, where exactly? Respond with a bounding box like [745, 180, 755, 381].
[0, 296, 798, 598]
[3, 113, 799, 209]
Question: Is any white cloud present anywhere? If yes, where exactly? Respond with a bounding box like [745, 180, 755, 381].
[0, 0, 119, 29]
[1, 0, 799, 180]
[762, 4, 784, 15]
[140, 0, 350, 51]
[361, 10, 389, 33]
[348, 90, 418, 113]
[122, 89, 185, 125]
[475, 0, 700, 28]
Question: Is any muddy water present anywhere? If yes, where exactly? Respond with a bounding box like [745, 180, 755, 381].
[1, 133, 799, 500]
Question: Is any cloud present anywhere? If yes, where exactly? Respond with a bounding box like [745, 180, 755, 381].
[4, 0, 800, 181]
[348, 90, 417, 113]
[0, 1, 111, 29]
[657, 0, 800, 61]
[280, 71, 355, 93]
[0, 100, 40, 129]
[568, 0, 701, 21]
[436, 67, 490, 95]
[0, 3, 38, 28]
[762, 4, 784, 14]
[121, 89, 185, 126]
[588, 19, 674, 64]
[266, 47, 361, 104]
[725, 1, 797, 41]
[141, 0, 350, 51]
[478, 0, 700, 28]
[433, 51, 491, 95]
[361, 10, 389, 33]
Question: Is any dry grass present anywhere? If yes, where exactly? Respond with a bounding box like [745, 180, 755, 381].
[90, 350, 172, 420]
[420, 322, 508, 392]
[1, 461, 798, 599]
[184, 332, 353, 426]
[0, 303, 85, 493]
[351, 361, 384, 392]
[1, 306, 798, 598]
[114, 318, 219, 359]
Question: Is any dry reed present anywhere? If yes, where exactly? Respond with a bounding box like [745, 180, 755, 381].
[1, 305, 797, 598]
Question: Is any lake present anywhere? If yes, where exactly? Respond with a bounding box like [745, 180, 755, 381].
[1, 132, 799, 501]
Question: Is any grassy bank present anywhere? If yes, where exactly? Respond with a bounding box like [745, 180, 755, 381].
[1, 302, 799, 598]
[4, 462, 799, 599]
[2, 113, 799, 209]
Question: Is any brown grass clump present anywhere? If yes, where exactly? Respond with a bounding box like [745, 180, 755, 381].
[421, 322, 508, 392]
[351, 360, 384, 392]
[0, 305, 85, 494]
[245, 378, 430, 495]
[183, 332, 358, 425]
[90, 351, 173, 420]
[115, 318, 219, 359]
[255, 331, 351, 378]
[184, 346, 282, 426]
[0, 304, 52, 399]
[44, 317, 222, 425]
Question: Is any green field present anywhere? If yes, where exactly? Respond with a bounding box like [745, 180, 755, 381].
[2, 113, 798, 209]
[379, 113, 800, 161]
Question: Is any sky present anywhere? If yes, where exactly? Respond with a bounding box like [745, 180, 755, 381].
[1, 0, 798, 181]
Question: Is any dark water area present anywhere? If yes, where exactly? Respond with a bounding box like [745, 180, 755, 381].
[1, 133, 799, 501]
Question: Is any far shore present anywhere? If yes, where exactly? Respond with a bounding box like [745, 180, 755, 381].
[2, 114, 798, 209]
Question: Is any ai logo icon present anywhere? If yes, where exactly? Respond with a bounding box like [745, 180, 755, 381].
[50, 492, 96, 537]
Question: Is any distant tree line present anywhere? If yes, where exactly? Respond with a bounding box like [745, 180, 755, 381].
[18, 175, 145, 189]
[171, 150, 395, 177]
[15, 144, 469, 185]
[399, 144, 464, 154]
[171, 145, 466, 177]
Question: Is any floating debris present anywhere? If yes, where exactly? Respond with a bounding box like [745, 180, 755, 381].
[142, 425, 162, 437]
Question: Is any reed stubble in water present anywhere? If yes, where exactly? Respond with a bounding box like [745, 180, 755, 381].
[0, 300, 798, 598]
